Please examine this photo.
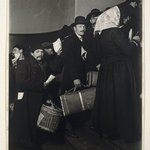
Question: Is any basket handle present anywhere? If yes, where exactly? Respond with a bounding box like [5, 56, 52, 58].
[46, 100, 62, 111]
[65, 86, 77, 94]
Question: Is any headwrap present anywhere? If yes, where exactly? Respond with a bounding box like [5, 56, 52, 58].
[94, 6, 120, 35]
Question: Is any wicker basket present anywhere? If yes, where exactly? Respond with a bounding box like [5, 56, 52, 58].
[37, 102, 62, 133]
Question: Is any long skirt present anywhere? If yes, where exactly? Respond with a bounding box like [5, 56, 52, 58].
[92, 60, 141, 142]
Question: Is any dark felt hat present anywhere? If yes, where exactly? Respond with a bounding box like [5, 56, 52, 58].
[72, 16, 87, 26]
[29, 42, 44, 52]
[41, 42, 53, 49]
[86, 9, 102, 20]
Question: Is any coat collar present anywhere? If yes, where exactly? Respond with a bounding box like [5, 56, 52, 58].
[72, 33, 83, 45]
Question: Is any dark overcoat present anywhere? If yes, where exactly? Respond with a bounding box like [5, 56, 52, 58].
[11, 55, 49, 147]
[44, 54, 63, 106]
[61, 33, 88, 92]
[84, 28, 101, 71]
[92, 28, 141, 142]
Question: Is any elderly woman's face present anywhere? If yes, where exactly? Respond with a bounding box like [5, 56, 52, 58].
[31, 49, 44, 61]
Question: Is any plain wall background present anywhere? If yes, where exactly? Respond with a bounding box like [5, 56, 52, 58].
[9, 0, 125, 34]
[75, 0, 125, 17]
[9, 0, 75, 33]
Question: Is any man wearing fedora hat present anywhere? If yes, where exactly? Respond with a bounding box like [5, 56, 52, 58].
[62, 16, 88, 92]
[61, 16, 90, 137]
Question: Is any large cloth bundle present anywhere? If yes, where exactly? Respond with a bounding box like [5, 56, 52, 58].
[60, 87, 96, 116]
[37, 102, 62, 133]
[87, 71, 98, 87]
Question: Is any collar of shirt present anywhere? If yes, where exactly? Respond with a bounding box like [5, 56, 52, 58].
[81, 46, 87, 60]
[75, 32, 83, 42]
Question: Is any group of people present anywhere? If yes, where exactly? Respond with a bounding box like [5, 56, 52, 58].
[9, 0, 141, 150]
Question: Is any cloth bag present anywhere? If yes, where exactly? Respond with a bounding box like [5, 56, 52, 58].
[60, 87, 96, 116]
[37, 101, 62, 133]
[86, 71, 98, 87]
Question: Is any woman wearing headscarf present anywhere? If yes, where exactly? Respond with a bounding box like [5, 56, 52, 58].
[92, 2, 141, 143]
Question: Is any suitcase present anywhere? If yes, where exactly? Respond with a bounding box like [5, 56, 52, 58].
[37, 101, 62, 133]
[87, 71, 98, 87]
[60, 87, 96, 116]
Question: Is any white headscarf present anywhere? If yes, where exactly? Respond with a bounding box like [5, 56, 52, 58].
[94, 6, 120, 35]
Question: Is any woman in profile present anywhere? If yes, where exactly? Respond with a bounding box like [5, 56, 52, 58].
[92, 1, 141, 144]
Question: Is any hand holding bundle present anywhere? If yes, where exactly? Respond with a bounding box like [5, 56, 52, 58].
[44, 74, 55, 87]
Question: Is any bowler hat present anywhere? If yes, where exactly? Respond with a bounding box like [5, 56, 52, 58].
[86, 9, 102, 20]
[73, 16, 87, 26]
[41, 42, 53, 49]
[29, 42, 43, 52]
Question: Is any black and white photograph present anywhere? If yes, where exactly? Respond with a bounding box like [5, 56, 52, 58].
[7, 0, 143, 150]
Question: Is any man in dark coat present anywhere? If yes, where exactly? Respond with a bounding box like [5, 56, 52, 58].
[61, 16, 89, 93]
[11, 43, 51, 150]
[61, 16, 92, 137]
[42, 42, 63, 106]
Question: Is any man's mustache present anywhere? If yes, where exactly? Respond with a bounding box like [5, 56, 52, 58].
[37, 56, 43, 58]
[80, 30, 85, 32]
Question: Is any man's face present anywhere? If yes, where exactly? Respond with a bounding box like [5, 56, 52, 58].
[44, 48, 54, 55]
[31, 49, 44, 61]
[12, 47, 22, 55]
[74, 24, 86, 36]
[12, 47, 23, 58]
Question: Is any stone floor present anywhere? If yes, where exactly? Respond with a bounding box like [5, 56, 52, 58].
[10, 127, 141, 150]
[9, 121, 141, 150]
[42, 140, 75, 150]
[65, 127, 141, 150]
